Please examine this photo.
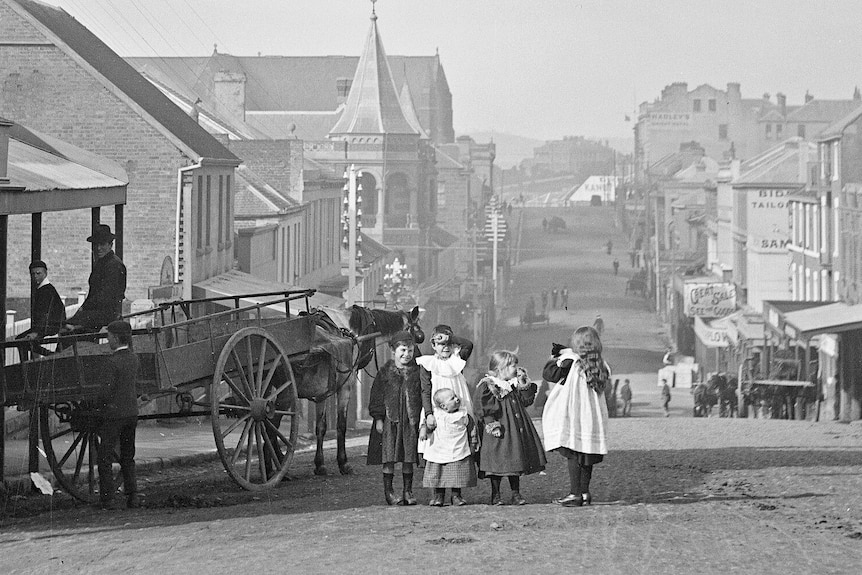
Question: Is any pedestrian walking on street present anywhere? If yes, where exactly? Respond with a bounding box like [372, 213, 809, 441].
[593, 314, 604, 336]
[96, 320, 140, 510]
[542, 217, 548, 232]
[540, 290, 549, 313]
[606, 239, 613, 255]
[551, 288, 559, 309]
[367, 331, 421, 506]
[560, 286, 569, 310]
[473, 351, 546, 505]
[621, 379, 633, 416]
[661, 379, 672, 417]
[542, 326, 610, 507]
[612, 258, 620, 276]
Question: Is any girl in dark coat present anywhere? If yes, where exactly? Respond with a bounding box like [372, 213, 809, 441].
[367, 331, 422, 505]
[473, 350, 547, 505]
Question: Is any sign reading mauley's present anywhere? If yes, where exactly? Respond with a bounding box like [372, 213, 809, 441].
[684, 282, 736, 318]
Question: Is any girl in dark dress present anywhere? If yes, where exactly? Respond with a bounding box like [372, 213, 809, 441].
[367, 331, 422, 505]
[474, 351, 547, 505]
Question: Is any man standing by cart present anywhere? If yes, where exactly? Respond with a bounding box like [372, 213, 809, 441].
[65, 224, 126, 333]
[97, 320, 140, 509]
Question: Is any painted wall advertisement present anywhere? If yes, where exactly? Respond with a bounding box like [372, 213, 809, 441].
[684, 282, 737, 317]
[645, 112, 691, 128]
[747, 189, 790, 252]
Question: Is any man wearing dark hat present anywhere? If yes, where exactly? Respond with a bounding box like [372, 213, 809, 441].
[96, 320, 140, 509]
[65, 224, 127, 332]
[17, 260, 66, 341]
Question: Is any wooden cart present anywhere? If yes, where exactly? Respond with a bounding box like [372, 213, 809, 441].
[3, 289, 320, 503]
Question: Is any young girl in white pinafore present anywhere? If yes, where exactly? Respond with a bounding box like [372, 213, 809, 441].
[416, 325, 475, 505]
[417, 325, 474, 453]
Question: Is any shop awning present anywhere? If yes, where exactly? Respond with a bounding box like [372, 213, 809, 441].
[694, 316, 730, 348]
[194, 270, 344, 314]
[783, 302, 862, 338]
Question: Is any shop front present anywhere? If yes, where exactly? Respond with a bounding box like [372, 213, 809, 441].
[773, 301, 862, 422]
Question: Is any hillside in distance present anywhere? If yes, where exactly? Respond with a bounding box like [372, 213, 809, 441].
[462, 131, 634, 168]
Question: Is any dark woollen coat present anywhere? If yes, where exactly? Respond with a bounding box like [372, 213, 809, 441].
[473, 377, 547, 477]
[367, 360, 422, 465]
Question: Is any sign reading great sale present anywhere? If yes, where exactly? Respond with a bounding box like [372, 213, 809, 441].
[684, 282, 736, 318]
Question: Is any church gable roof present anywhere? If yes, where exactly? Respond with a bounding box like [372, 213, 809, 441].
[328, 11, 417, 136]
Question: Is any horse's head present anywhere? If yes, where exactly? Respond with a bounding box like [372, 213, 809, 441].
[348, 305, 424, 369]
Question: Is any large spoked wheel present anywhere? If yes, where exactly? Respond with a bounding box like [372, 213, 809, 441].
[39, 402, 120, 504]
[211, 327, 299, 490]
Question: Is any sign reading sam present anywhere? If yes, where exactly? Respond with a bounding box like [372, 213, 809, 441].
[684, 282, 736, 318]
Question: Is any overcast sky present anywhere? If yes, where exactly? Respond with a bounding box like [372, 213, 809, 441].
[51, 0, 862, 142]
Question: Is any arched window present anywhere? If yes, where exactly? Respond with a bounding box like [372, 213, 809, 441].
[358, 172, 378, 225]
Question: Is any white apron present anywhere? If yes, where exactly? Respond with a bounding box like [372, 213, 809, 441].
[541, 351, 609, 455]
[416, 355, 473, 454]
[422, 409, 472, 464]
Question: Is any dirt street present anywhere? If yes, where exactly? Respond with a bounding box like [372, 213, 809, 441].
[3, 206, 861, 573]
[2, 417, 862, 574]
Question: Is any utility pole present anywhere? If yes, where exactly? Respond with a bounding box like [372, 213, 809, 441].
[491, 210, 500, 309]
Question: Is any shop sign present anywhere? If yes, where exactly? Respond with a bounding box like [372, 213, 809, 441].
[746, 189, 791, 253]
[683, 282, 736, 317]
[694, 316, 729, 347]
[819, 334, 837, 357]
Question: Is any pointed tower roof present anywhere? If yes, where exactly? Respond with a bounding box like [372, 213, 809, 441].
[399, 74, 428, 138]
[329, 8, 417, 136]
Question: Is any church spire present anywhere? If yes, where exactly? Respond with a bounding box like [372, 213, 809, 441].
[329, 3, 417, 137]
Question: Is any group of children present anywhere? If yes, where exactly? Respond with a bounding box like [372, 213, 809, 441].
[367, 323, 610, 508]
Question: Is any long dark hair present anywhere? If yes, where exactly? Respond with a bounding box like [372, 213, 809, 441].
[570, 326, 609, 393]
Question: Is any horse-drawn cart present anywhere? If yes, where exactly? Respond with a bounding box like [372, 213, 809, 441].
[520, 310, 550, 330]
[3, 290, 406, 503]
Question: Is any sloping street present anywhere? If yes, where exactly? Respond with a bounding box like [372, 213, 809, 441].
[3, 204, 862, 573]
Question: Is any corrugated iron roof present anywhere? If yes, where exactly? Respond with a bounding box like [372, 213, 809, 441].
[785, 99, 860, 123]
[735, 138, 815, 185]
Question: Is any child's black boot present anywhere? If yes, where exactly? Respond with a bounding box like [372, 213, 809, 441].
[401, 473, 417, 506]
[383, 473, 401, 505]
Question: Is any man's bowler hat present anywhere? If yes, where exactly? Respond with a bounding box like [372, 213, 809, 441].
[106, 320, 132, 337]
[87, 224, 116, 243]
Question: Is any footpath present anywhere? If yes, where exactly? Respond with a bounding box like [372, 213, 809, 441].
[2, 418, 369, 494]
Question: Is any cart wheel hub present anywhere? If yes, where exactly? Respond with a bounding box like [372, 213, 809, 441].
[250, 398, 274, 421]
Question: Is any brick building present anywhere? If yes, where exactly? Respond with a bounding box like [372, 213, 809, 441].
[0, 0, 240, 301]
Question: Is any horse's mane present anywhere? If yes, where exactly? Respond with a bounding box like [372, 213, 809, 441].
[348, 305, 405, 336]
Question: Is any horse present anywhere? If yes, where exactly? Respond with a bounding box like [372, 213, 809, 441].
[289, 305, 424, 476]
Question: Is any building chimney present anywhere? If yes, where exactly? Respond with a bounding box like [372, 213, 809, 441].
[213, 71, 247, 123]
[804, 90, 814, 103]
[776, 93, 787, 117]
[726, 82, 741, 102]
